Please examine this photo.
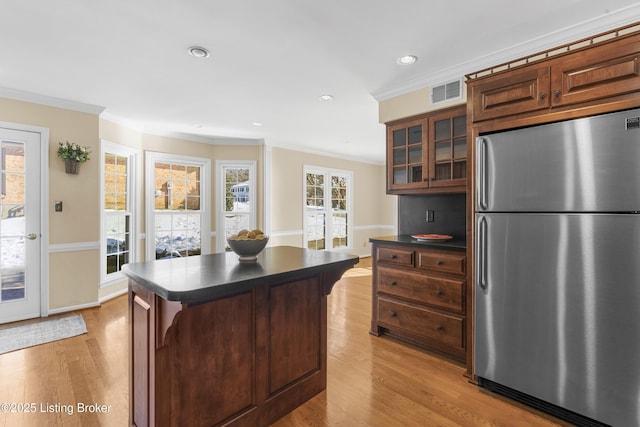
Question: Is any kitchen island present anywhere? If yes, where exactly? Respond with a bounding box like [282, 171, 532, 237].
[123, 246, 358, 427]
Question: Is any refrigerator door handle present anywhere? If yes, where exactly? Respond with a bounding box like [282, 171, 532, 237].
[477, 137, 488, 210]
[477, 216, 488, 292]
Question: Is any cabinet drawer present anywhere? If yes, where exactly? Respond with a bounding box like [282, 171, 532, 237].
[378, 267, 464, 312]
[376, 246, 414, 267]
[378, 298, 464, 349]
[416, 250, 465, 275]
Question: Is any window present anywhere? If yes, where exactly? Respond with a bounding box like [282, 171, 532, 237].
[146, 152, 210, 260]
[304, 166, 352, 251]
[216, 161, 256, 252]
[101, 141, 136, 283]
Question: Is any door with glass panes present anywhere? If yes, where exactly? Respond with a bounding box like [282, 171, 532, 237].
[0, 126, 42, 324]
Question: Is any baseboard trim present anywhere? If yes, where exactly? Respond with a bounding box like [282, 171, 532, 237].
[48, 301, 101, 316]
[99, 287, 128, 304]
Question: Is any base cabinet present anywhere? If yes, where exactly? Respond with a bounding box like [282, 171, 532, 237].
[370, 242, 467, 363]
[129, 276, 328, 427]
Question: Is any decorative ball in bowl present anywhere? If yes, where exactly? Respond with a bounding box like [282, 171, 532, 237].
[227, 229, 269, 262]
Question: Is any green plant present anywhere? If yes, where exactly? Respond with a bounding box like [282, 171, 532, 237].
[57, 141, 91, 163]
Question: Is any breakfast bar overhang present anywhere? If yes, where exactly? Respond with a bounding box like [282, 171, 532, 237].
[123, 246, 358, 427]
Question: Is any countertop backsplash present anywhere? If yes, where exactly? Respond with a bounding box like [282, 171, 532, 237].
[398, 193, 466, 240]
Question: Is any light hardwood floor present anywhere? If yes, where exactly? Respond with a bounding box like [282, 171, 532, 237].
[0, 257, 571, 426]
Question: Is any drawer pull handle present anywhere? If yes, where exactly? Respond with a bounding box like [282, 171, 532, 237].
[436, 325, 444, 331]
[389, 311, 397, 317]
[390, 254, 397, 259]
[435, 260, 443, 265]
[435, 289, 444, 296]
[390, 281, 398, 286]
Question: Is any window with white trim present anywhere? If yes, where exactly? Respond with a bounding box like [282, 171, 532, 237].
[304, 166, 352, 251]
[146, 152, 210, 260]
[216, 161, 256, 252]
[101, 141, 137, 283]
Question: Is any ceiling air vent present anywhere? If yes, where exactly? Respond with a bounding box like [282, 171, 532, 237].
[431, 79, 462, 104]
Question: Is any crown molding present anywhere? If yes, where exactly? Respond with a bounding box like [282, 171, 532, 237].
[0, 86, 105, 115]
[372, 5, 640, 101]
[143, 128, 265, 146]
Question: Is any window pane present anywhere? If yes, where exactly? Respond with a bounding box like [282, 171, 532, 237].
[435, 118, 451, 140]
[453, 115, 466, 137]
[306, 212, 325, 250]
[105, 213, 130, 274]
[332, 212, 347, 248]
[392, 129, 406, 148]
[407, 125, 422, 145]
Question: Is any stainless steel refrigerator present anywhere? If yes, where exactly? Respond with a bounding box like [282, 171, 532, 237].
[475, 108, 640, 427]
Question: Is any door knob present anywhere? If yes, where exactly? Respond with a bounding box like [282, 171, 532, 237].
[26, 233, 37, 240]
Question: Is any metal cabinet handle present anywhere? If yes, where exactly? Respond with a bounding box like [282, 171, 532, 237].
[477, 137, 488, 210]
[390, 254, 397, 259]
[390, 281, 398, 286]
[477, 216, 488, 293]
[436, 325, 444, 331]
[539, 92, 546, 99]
[389, 311, 397, 317]
[435, 260, 443, 265]
[435, 289, 444, 296]
[553, 89, 561, 98]
[26, 233, 37, 240]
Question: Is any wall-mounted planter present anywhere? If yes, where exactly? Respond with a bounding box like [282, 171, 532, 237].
[64, 159, 80, 174]
[57, 141, 90, 175]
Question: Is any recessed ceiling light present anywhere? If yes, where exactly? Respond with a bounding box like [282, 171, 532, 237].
[188, 46, 210, 58]
[397, 55, 418, 65]
[252, 122, 263, 127]
[319, 94, 334, 101]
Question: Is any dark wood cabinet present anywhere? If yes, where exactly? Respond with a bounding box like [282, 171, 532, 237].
[370, 242, 466, 362]
[386, 105, 467, 194]
[469, 27, 640, 123]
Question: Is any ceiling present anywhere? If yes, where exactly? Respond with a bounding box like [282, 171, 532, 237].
[2, 1, 640, 164]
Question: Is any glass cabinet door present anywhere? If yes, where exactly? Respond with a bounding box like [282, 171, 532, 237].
[387, 117, 427, 191]
[429, 106, 467, 188]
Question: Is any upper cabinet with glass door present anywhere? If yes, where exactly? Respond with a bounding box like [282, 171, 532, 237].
[386, 116, 428, 193]
[386, 105, 467, 194]
[428, 105, 467, 190]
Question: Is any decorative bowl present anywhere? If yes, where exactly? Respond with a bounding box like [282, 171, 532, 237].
[227, 236, 269, 261]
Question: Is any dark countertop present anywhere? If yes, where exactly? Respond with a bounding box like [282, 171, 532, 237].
[122, 246, 359, 304]
[369, 235, 466, 251]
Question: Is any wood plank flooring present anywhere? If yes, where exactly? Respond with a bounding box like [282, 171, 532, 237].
[0, 257, 572, 426]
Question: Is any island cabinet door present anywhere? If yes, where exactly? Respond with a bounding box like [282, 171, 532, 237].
[255, 277, 327, 422]
[169, 292, 256, 427]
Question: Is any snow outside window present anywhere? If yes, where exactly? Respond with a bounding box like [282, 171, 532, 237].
[146, 152, 210, 260]
[304, 166, 352, 251]
[216, 161, 256, 252]
[101, 141, 137, 284]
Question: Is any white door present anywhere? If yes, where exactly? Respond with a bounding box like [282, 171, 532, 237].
[0, 127, 42, 324]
